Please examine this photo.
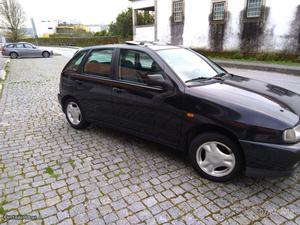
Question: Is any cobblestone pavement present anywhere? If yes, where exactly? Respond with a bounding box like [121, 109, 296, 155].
[0, 56, 299, 225]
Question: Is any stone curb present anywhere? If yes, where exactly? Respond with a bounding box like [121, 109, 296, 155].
[213, 59, 300, 76]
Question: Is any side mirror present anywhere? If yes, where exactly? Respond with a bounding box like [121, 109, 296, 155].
[145, 74, 173, 90]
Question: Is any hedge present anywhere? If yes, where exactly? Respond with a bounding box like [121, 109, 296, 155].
[20, 36, 122, 47]
[193, 48, 300, 63]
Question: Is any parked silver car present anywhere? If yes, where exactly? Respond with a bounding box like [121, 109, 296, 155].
[1, 42, 53, 59]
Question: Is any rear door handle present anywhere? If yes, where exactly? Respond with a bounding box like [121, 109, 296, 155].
[75, 80, 83, 85]
[112, 87, 125, 93]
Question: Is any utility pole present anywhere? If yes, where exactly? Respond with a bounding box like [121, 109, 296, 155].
[31, 18, 39, 46]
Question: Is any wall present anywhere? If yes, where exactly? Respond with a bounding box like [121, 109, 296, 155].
[35, 20, 58, 38]
[134, 0, 300, 53]
[132, 0, 155, 9]
[135, 26, 155, 41]
[156, 0, 172, 43]
[263, 0, 299, 53]
[132, 0, 156, 41]
[183, 0, 211, 48]
[223, 0, 245, 50]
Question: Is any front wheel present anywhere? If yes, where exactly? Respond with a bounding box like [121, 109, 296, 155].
[189, 132, 244, 182]
[64, 98, 89, 129]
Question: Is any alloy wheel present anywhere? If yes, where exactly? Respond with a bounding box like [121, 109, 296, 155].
[196, 141, 236, 177]
[66, 102, 82, 125]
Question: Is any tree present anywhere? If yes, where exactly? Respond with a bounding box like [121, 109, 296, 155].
[94, 29, 108, 37]
[137, 10, 154, 26]
[108, 8, 132, 38]
[0, 0, 26, 42]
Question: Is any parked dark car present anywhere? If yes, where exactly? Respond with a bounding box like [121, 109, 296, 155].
[1, 42, 53, 59]
[58, 42, 300, 182]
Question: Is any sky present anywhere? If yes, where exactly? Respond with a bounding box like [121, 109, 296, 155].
[19, 0, 131, 26]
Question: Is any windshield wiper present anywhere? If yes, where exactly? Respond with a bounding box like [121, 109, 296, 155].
[185, 75, 224, 83]
[215, 72, 227, 77]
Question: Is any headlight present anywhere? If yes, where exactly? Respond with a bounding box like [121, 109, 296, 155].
[283, 125, 300, 143]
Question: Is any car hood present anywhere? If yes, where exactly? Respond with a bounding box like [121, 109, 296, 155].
[186, 75, 300, 129]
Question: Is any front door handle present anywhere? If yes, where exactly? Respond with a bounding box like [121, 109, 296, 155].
[112, 87, 125, 93]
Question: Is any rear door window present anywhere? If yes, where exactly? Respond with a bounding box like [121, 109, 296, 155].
[83, 49, 113, 78]
[16, 44, 24, 48]
[24, 44, 34, 49]
[65, 51, 87, 71]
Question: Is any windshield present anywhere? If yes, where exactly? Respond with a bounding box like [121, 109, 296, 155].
[157, 48, 224, 83]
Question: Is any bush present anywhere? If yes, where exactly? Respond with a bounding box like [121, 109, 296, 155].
[193, 48, 300, 63]
[20, 36, 122, 47]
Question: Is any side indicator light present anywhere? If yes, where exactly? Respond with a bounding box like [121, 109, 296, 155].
[186, 112, 194, 118]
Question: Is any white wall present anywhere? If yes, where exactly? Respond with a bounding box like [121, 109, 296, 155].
[262, 0, 299, 52]
[135, 26, 155, 41]
[156, 0, 172, 43]
[132, 0, 155, 9]
[133, 0, 299, 52]
[183, 0, 211, 48]
[223, 0, 245, 50]
[35, 20, 58, 37]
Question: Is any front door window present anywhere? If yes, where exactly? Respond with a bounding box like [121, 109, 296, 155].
[118, 49, 162, 86]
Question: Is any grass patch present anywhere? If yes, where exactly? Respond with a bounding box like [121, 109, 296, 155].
[4, 63, 10, 74]
[193, 49, 300, 66]
[115, 169, 125, 177]
[68, 159, 76, 169]
[0, 164, 5, 173]
[0, 200, 8, 215]
[45, 167, 59, 178]
[0, 206, 6, 215]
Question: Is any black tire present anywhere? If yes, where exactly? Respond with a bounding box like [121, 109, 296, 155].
[10, 52, 18, 59]
[42, 51, 50, 58]
[63, 98, 89, 129]
[189, 132, 244, 182]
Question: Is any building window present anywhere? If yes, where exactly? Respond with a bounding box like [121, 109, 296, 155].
[136, 7, 155, 26]
[212, 2, 226, 20]
[173, 1, 184, 23]
[247, 0, 263, 18]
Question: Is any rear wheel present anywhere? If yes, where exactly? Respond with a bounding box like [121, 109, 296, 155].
[189, 132, 244, 182]
[64, 98, 89, 129]
[10, 52, 18, 59]
[42, 51, 50, 58]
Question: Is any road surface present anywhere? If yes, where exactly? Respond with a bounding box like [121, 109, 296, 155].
[226, 68, 300, 95]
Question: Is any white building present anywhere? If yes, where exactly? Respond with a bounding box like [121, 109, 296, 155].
[34, 20, 58, 37]
[130, 0, 300, 54]
[86, 24, 108, 33]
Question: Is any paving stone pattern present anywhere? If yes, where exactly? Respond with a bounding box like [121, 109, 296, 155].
[0, 57, 299, 224]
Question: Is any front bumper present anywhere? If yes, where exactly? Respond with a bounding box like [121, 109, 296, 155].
[240, 140, 300, 177]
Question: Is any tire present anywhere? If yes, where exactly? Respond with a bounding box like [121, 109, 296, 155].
[63, 98, 89, 129]
[42, 51, 50, 58]
[189, 132, 244, 182]
[10, 52, 18, 59]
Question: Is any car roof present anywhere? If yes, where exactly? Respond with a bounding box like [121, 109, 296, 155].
[80, 42, 182, 52]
